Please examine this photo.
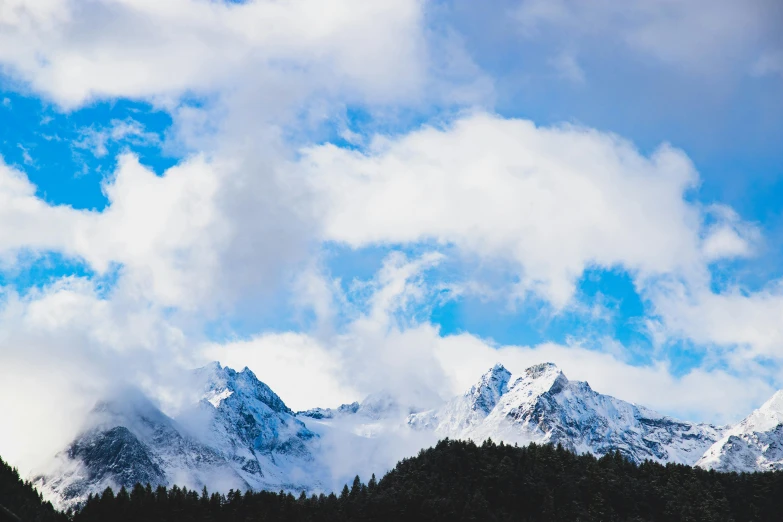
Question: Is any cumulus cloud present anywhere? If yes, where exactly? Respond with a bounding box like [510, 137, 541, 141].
[0, 0, 427, 108]
[0, 149, 313, 311]
[700, 205, 760, 261]
[207, 251, 774, 427]
[0, 0, 488, 313]
[0, 277, 190, 472]
[647, 279, 783, 362]
[0, 158, 94, 259]
[207, 252, 453, 410]
[0, 0, 781, 488]
[299, 112, 734, 308]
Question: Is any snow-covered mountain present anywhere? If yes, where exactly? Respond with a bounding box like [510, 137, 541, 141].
[408, 363, 725, 465]
[176, 363, 322, 487]
[298, 391, 412, 421]
[696, 390, 783, 472]
[35, 360, 783, 510]
[35, 364, 325, 510]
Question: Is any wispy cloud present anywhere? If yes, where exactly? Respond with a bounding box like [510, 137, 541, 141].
[0, 0, 780, 482]
[74, 119, 160, 158]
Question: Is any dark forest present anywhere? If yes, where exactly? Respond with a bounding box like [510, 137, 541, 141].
[4, 439, 783, 522]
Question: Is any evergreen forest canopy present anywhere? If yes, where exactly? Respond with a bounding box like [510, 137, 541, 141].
[5, 439, 783, 521]
[0, 456, 65, 522]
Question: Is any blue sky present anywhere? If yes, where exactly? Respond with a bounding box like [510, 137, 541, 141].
[1, 0, 782, 468]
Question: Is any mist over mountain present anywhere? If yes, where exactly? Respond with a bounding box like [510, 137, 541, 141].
[66, 440, 783, 522]
[408, 363, 725, 465]
[28, 360, 783, 511]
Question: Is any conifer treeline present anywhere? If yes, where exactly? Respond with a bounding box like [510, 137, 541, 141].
[0, 456, 66, 522]
[72, 439, 783, 522]
[5, 439, 783, 521]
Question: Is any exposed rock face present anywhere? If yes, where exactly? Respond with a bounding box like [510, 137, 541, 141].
[408, 363, 725, 465]
[697, 390, 783, 472]
[36, 364, 323, 510]
[43, 360, 783, 512]
[66, 426, 166, 491]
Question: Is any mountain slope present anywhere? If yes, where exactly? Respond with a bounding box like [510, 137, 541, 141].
[36, 363, 323, 510]
[71, 439, 783, 522]
[34, 359, 775, 511]
[408, 362, 724, 465]
[177, 363, 323, 489]
[696, 389, 783, 472]
[35, 386, 245, 510]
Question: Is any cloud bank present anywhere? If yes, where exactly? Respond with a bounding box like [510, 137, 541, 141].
[0, 0, 780, 481]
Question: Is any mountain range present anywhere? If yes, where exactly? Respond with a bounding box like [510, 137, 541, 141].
[32, 361, 783, 509]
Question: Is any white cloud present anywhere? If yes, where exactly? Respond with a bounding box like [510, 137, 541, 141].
[0, 159, 94, 260]
[0, 0, 493, 317]
[1, 246, 778, 480]
[207, 252, 453, 411]
[700, 205, 760, 261]
[300, 112, 743, 308]
[0, 0, 490, 318]
[0, 0, 780, 484]
[207, 251, 775, 427]
[0, 0, 427, 109]
[0, 277, 189, 473]
[74, 118, 160, 157]
[647, 279, 783, 361]
[0, 107, 776, 431]
[16, 144, 33, 166]
[0, 150, 314, 311]
[204, 331, 360, 412]
[701, 226, 755, 261]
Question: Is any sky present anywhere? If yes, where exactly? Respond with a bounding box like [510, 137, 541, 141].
[0, 0, 782, 474]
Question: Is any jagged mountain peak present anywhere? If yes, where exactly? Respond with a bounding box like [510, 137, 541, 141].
[515, 362, 569, 395]
[752, 389, 783, 424]
[197, 362, 292, 415]
[297, 391, 412, 421]
[488, 362, 511, 374]
[38, 364, 322, 510]
[409, 361, 721, 466]
[187, 362, 314, 454]
[696, 389, 783, 472]
[523, 361, 561, 377]
[467, 364, 513, 414]
[38, 360, 751, 511]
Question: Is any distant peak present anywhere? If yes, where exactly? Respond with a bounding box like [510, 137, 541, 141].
[757, 389, 783, 417]
[474, 364, 511, 384]
[193, 362, 292, 415]
[237, 366, 260, 381]
[504, 362, 569, 396]
[195, 361, 223, 373]
[479, 363, 512, 384]
[732, 389, 783, 434]
[489, 363, 511, 375]
[468, 364, 513, 414]
[524, 362, 564, 379]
